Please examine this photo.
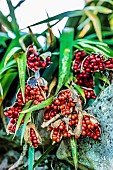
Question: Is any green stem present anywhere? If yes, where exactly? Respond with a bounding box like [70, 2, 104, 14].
[70, 137, 78, 170]
[28, 146, 34, 170]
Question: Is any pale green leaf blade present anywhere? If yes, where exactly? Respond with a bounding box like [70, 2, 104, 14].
[84, 10, 102, 42]
[84, 6, 112, 14]
[14, 52, 26, 101]
[21, 97, 53, 114]
[4, 47, 21, 67]
[15, 100, 33, 135]
[21, 112, 32, 145]
[94, 73, 110, 85]
[0, 60, 16, 76]
[72, 83, 86, 103]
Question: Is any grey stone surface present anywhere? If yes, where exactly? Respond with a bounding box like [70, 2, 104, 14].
[78, 84, 113, 170]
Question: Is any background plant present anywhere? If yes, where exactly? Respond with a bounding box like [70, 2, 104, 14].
[0, 0, 113, 169]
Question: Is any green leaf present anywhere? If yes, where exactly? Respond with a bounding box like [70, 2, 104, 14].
[0, 32, 10, 47]
[42, 55, 59, 82]
[94, 72, 110, 85]
[75, 42, 112, 58]
[15, 113, 24, 135]
[14, 52, 26, 101]
[99, 0, 113, 5]
[84, 10, 102, 42]
[77, 18, 90, 30]
[33, 143, 57, 168]
[21, 97, 53, 114]
[0, 70, 17, 105]
[84, 31, 113, 40]
[70, 137, 78, 170]
[84, 6, 112, 14]
[28, 146, 34, 170]
[0, 38, 21, 70]
[0, 83, 3, 102]
[22, 10, 83, 29]
[6, 0, 20, 37]
[19, 34, 32, 51]
[4, 47, 21, 67]
[21, 112, 32, 145]
[65, 15, 82, 28]
[15, 100, 33, 136]
[0, 11, 13, 32]
[96, 45, 113, 58]
[74, 39, 113, 58]
[103, 39, 113, 45]
[0, 60, 16, 76]
[72, 83, 86, 103]
[55, 27, 74, 94]
[28, 27, 41, 49]
[74, 39, 107, 47]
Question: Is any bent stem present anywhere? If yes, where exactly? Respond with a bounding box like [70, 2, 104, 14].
[33, 143, 57, 169]
[70, 137, 78, 170]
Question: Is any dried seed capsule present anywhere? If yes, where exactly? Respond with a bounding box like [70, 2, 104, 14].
[24, 122, 42, 148]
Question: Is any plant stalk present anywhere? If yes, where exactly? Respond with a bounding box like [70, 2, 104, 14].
[70, 137, 78, 170]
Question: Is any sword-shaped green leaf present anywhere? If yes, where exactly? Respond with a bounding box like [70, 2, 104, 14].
[4, 47, 21, 67]
[0, 70, 17, 105]
[55, 27, 74, 94]
[21, 10, 83, 29]
[72, 83, 86, 103]
[84, 10, 102, 42]
[84, 6, 112, 14]
[70, 137, 78, 170]
[14, 100, 33, 136]
[20, 97, 53, 114]
[21, 112, 32, 145]
[33, 143, 57, 168]
[14, 52, 26, 102]
[94, 72, 110, 85]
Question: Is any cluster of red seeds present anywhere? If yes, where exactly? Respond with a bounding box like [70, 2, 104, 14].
[30, 128, 39, 147]
[27, 46, 51, 72]
[17, 84, 48, 105]
[69, 114, 100, 140]
[4, 104, 23, 133]
[73, 50, 86, 72]
[83, 89, 96, 99]
[44, 90, 75, 121]
[49, 122, 71, 143]
[44, 90, 100, 142]
[73, 50, 113, 100]
[76, 72, 94, 88]
[4, 84, 48, 133]
[73, 50, 96, 99]
[83, 54, 105, 72]
[104, 58, 113, 69]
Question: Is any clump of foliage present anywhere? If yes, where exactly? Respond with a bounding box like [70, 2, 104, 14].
[1, 0, 113, 169]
